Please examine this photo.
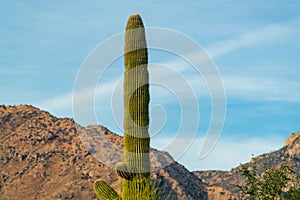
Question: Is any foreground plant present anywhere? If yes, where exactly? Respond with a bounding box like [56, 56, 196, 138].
[236, 160, 300, 200]
[93, 14, 161, 200]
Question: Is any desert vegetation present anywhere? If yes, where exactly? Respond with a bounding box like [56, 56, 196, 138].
[236, 160, 300, 200]
[93, 14, 169, 200]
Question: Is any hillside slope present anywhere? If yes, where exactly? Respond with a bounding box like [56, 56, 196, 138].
[0, 105, 207, 200]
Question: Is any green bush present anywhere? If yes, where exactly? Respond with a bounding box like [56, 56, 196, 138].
[236, 161, 300, 200]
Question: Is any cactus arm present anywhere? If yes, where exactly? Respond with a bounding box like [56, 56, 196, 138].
[116, 163, 134, 180]
[94, 179, 120, 200]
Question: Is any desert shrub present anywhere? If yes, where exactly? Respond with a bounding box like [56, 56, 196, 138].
[236, 161, 300, 200]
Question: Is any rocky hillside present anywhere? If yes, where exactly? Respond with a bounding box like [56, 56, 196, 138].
[1, 105, 299, 200]
[0, 105, 207, 200]
[194, 131, 300, 199]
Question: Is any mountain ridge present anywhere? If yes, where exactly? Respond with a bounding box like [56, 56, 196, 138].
[0, 105, 207, 200]
[1, 105, 299, 200]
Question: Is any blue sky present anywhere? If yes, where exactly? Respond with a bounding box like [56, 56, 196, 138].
[1, 1, 300, 171]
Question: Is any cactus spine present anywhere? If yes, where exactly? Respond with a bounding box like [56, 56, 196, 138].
[93, 14, 150, 200]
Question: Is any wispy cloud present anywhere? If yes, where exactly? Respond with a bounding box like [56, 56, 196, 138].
[164, 20, 297, 71]
[37, 80, 119, 114]
[152, 134, 285, 171]
[160, 20, 300, 102]
[37, 19, 300, 118]
[206, 23, 295, 58]
[223, 74, 300, 102]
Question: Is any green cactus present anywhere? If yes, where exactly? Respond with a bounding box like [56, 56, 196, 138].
[116, 163, 134, 180]
[122, 13, 150, 200]
[94, 14, 151, 200]
[94, 180, 120, 200]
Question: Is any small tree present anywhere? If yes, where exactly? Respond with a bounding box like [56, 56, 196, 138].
[236, 161, 300, 200]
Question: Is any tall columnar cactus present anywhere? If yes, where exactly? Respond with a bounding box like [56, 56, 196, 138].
[122, 13, 150, 200]
[94, 14, 150, 200]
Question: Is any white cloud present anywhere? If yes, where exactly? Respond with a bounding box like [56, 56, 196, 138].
[163, 21, 297, 73]
[157, 20, 300, 102]
[152, 63, 300, 103]
[206, 23, 294, 58]
[152, 134, 285, 171]
[37, 80, 119, 117]
[38, 19, 298, 114]
[222, 74, 300, 102]
[35, 22, 300, 132]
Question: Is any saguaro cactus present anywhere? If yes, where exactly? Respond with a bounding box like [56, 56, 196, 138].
[122, 13, 150, 200]
[94, 14, 150, 200]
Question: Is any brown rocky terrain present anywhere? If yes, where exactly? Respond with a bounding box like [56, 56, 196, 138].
[0, 105, 207, 200]
[1, 105, 299, 200]
[194, 131, 300, 199]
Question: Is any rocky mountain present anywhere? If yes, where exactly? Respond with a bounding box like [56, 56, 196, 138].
[0, 105, 207, 200]
[194, 131, 300, 199]
[1, 105, 299, 200]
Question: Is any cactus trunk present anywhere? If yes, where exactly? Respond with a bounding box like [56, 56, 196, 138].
[122, 14, 150, 200]
[94, 14, 150, 200]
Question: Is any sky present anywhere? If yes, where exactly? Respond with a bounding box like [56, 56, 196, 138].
[1, 1, 300, 171]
